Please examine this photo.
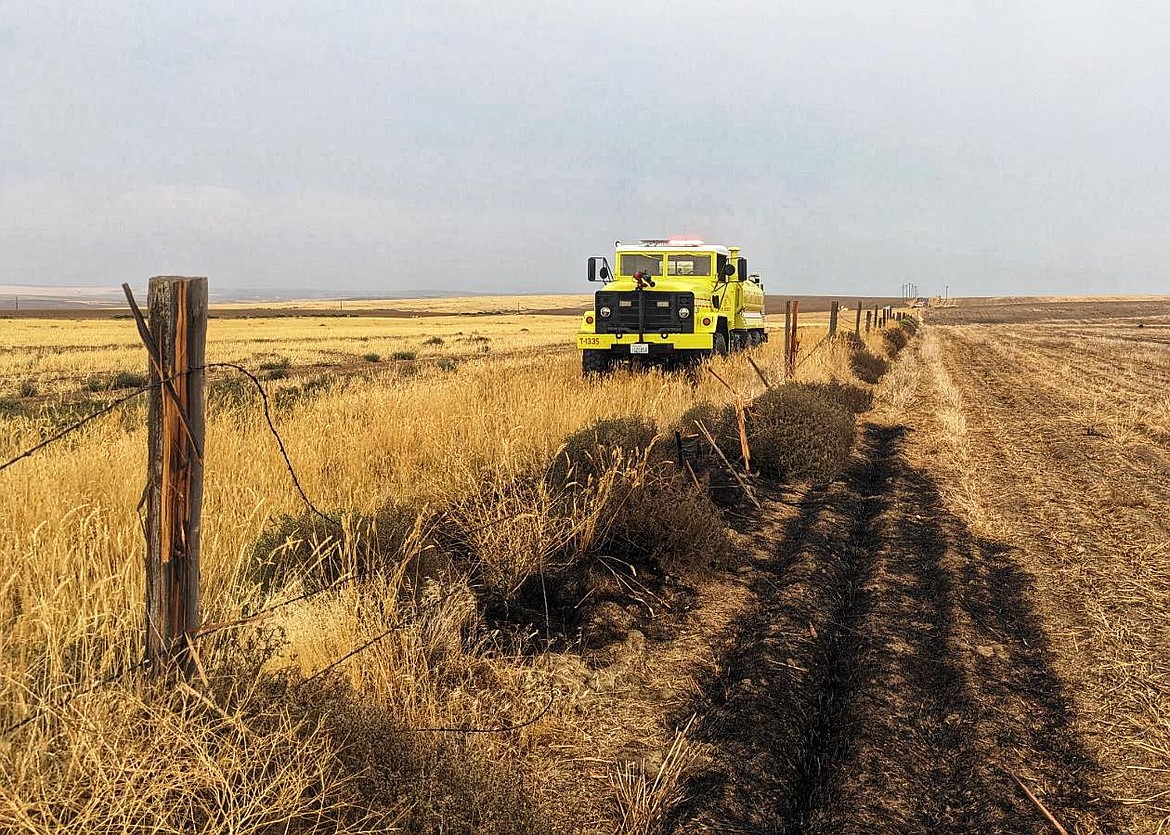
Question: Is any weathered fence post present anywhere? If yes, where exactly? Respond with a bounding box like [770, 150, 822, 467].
[854, 301, 862, 334]
[144, 276, 207, 676]
[828, 301, 839, 336]
[865, 311, 872, 333]
[786, 300, 800, 378]
[783, 300, 793, 377]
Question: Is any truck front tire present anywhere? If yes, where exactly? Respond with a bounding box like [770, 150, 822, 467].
[582, 350, 613, 376]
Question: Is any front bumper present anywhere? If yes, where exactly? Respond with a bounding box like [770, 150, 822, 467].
[576, 332, 715, 352]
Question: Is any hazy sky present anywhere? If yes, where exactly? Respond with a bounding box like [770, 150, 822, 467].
[3, 1, 1169, 297]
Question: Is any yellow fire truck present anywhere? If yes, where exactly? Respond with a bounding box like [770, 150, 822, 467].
[575, 239, 766, 373]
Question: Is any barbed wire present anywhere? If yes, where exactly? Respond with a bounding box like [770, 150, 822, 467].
[2, 584, 557, 739]
[291, 613, 558, 736]
[0, 377, 171, 475]
[192, 571, 363, 640]
[793, 331, 836, 372]
[0, 362, 341, 530]
[1, 303, 875, 744]
[0, 657, 150, 737]
[203, 362, 342, 529]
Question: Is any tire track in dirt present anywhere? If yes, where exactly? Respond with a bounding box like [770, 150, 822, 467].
[670, 418, 1118, 833]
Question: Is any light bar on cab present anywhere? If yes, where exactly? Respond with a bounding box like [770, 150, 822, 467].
[666, 239, 703, 246]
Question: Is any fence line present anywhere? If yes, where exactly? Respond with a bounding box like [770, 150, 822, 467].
[2, 291, 915, 739]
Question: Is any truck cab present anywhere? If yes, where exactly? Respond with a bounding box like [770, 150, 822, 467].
[576, 239, 766, 373]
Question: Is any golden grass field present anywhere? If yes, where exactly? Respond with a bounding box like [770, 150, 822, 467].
[0, 296, 854, 833]
[4, 295, 1164, 834]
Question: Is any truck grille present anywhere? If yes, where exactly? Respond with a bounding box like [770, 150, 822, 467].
[594, 291, 695, 335]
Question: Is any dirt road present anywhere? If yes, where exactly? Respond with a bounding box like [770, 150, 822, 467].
[670, 318, 1169, 833]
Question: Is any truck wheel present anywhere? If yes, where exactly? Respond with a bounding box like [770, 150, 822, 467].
[730, 331, 748, 352]
[582, 350, 613, 376]
[711, 332, 729, 357]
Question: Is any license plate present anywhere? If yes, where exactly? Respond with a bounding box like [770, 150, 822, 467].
[630, 343, 649, 355]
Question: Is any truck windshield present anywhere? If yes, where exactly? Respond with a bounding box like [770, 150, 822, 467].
[667, 254, 711, 277]
[619, 254, 663, 276]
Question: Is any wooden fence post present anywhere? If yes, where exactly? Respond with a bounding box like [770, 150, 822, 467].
[855, 301, 862, 335]
[828, 301, 839, 336]
[783, 300, 793, 378]
[787, 300, 800, 378]
[144, 276, 207, 676]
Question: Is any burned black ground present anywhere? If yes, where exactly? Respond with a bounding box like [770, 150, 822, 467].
[668, 424, 1119, 834]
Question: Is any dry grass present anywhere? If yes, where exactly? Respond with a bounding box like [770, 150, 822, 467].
[0, 309, 898, 833]
[212, 293, 594, 314]
[0, 313, 580, 400]
[609, 716, 698, 835]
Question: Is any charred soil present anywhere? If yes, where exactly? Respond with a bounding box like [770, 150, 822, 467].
[667, 423, 1119, 833]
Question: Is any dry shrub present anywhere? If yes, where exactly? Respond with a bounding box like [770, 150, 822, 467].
[746, 386, 856, 484]
[599, 462, 730, 574]
[546, 414, 732, 574]
[678, 387, 859, 487]
[677, 401, 736, 443]
[674, 401, 752, 508]
[247, 502, 427, 593]
[883, 325, 911, 354]
[439, 468, 605, 599]
[791, 380, 873, 414]
[548, 416, 660, 488]
[850, 347, 889, 384]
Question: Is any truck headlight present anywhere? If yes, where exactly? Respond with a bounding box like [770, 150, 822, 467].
[677, 306, 690, 319]
[599, 306, 612, 318]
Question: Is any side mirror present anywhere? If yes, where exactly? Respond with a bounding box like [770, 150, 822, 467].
[722, 262, 736, 277]
[587, 256, 611, 282]
[737, 258, 748, 282]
